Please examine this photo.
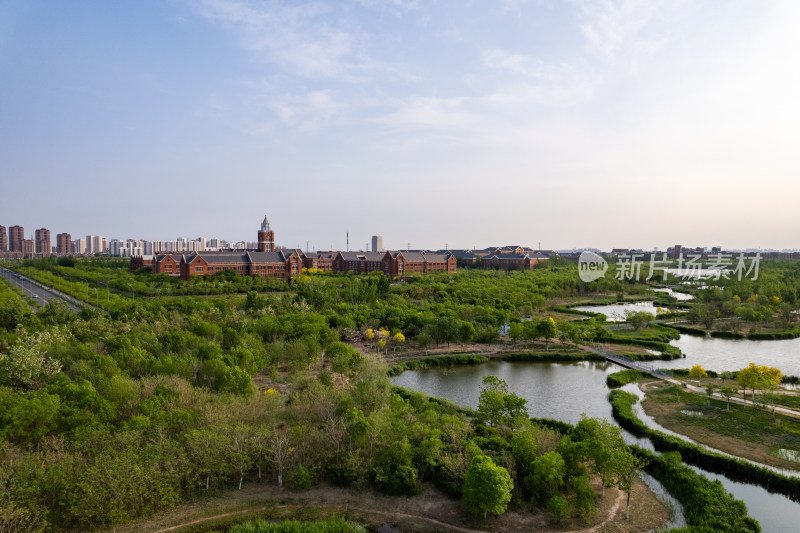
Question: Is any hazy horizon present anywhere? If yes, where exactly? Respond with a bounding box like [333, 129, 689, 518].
[2, 1, 798, 251]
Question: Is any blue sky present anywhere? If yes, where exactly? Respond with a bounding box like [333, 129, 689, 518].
[1, 0, 798, 251]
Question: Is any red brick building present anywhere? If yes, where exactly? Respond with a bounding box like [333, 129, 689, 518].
[303, 252, 336, 271]
[332, 250, 457, 275]
[178, 250, 302, 281]
[480, 252, 549, 270]
[131, 215, 457, 280]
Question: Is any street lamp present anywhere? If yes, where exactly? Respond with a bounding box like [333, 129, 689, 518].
[128, 284, 135, 302]
[100, 282, 110, 304]
[94, 287, 98, 307]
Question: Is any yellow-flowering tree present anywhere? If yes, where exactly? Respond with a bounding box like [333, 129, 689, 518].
[392, 332, 405, 353]
[688, 365, 708, 378]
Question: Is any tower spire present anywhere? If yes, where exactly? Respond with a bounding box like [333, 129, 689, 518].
[258, 214, 274, 252]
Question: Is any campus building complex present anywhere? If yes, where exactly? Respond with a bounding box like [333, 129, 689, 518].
[131, 215, 457, 280]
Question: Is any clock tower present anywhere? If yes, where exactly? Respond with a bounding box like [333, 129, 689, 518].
[258, 215, 274, 252]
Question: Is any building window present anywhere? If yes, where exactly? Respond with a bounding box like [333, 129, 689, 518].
[195, 266, 203, 272]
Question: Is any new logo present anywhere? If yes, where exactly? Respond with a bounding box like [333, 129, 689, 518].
[578, 251, 608, 282]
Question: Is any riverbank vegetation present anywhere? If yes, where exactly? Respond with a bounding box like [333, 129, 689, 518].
[606, 370, 649, 388]
[633, 447, 760, 533]
[640, 380, 800, 471]
[609, 389, 800, 501]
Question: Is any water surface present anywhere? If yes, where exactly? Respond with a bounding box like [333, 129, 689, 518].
[661, 335, 800, 375]
[391, 360, 800, 532]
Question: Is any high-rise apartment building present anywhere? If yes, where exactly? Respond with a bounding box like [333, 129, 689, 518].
[372, 235, 383, 252]
[35, 228, 51, 255]
[0, 225, 6, 251]
[9, 225, 24, 252]
[85, 235, 106, 255]
[56, 233, 72, 255]
[73, 238, 86, 254]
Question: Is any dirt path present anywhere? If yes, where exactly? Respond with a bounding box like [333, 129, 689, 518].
[117, 477, 665, 533]
[582, 490, 625, 533]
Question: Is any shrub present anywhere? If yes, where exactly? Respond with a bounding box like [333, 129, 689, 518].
[287, 465, 313, 490]
[609, 389, 800, 501]
[606, 370, 648, 388]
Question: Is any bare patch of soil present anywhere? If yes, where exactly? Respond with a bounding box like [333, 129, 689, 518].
[113, 477, 668, 533]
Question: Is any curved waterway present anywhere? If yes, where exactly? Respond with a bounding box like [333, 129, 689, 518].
[390, 360, 800, 532]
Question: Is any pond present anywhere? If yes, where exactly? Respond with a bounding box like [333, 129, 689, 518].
[392, 360, 618, 424]
[660, 335, 800, 376]
[572, 301, 662, 322]
[390, 360, 800, 532]
[653, 288, 694, 301]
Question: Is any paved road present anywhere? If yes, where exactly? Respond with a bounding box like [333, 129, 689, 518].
[0, 267, 84, 312]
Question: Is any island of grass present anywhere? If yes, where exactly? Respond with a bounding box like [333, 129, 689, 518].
[639, 380, 800, 471]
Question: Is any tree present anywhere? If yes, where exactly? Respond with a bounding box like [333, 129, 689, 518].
[510, 430, 538, 480]
[0, 328, 68, 388]
[737, 363, 783, 406]
[269, 423, 293, 488]
[185, 429, 232, 490]
[462, 455, 514, 519]
[503, 393, 528, 429]
[416, 332, 431, 355]
[478, 376, 508, 428]
[614, 449, 648, 520]
[737, 364, 760, 404]
[391, 332, 405, 353]
[574, 417, 624, 497]
[720, 386, 737, 411]
[547, 494, 571, 524]
[434, 316, 460, 353]
[537, 318, 558, 348]
[624, 310, 652, 330]
[530, 451, 565, 504]
[688, 365, 708, 379]
[225, 423, 254, 490]
[508, 322, 524, 350]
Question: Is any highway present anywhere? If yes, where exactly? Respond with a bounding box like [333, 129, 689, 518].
[0, 267, 85, 312]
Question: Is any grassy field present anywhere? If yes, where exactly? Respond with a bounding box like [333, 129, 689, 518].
[641, 381, 800, 470]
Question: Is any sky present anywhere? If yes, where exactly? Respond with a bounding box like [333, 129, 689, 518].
[1, 0, 799, 252]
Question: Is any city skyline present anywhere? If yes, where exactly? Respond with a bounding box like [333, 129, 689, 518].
[3, 218, 800, 257]
[2, 1, 799, 250]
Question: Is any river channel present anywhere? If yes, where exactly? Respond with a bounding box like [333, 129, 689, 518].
[390, 358, 800, 532]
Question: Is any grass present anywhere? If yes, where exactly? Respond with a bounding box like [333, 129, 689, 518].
[642, 382, 800, 470]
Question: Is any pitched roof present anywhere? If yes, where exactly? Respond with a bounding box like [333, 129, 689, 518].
[154, 253, 182, 263]
[248, 251, 290, 263]
[397, 251, 426, 262]
[339, 251, 386, 261]
[422, 252, 452, 262]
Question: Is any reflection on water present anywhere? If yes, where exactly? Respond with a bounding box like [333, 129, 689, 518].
[661, 335, 800, 375]
[391, 360, 617, 423]
[390, 361, 800, 533]
[572, 301, 660, 322]
[653, 288, 694, 301]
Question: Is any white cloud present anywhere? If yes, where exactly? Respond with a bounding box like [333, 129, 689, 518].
[572, 0, 677, 62]
[190, 0, 369, 78]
